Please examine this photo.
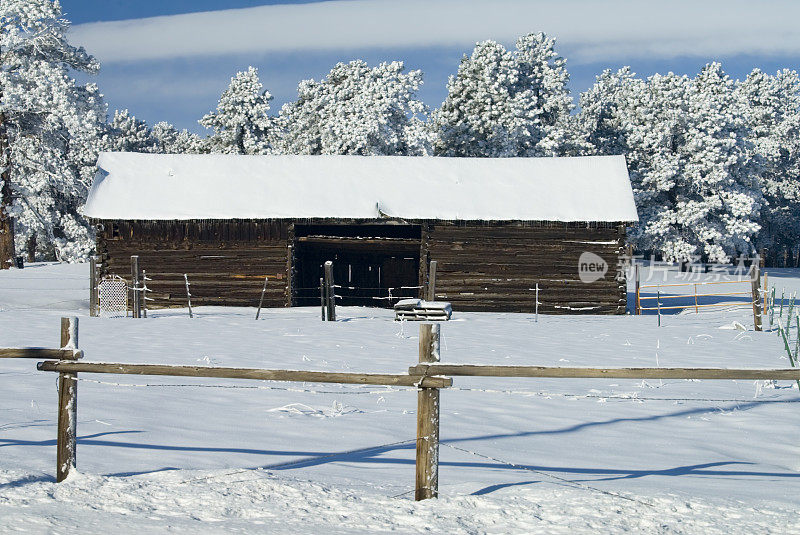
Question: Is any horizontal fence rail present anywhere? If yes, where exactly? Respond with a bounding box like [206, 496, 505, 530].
[0, 348, 82, 359]
[37, 361, 453, 388]
[409, 364, 800, 381]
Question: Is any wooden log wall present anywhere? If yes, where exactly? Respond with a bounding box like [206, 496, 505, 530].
[426, 223, 627, 314]
[96, 220, 290, 309]
[96, 219, 628, 314]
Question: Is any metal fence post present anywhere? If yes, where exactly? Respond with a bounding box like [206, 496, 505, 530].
[131, 255, 140, 318]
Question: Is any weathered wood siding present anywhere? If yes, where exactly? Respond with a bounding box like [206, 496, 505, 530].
[425, 223, 626, 314]
[96, 220, 290, 308]
[96, 219, 627, 314]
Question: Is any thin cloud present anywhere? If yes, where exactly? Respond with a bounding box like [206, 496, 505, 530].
[71, 0, 800, 65]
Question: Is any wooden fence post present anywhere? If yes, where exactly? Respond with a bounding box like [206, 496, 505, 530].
[57, 317, 79, 482]
[131, 255, 140, 318]
[415, 323, 440, 500]
[427, 260, 437, 302]
[324, 261, 335, 321]
[751, 263, 763, 332]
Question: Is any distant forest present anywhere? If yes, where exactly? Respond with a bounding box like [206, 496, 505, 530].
[1, 0, 799, 267]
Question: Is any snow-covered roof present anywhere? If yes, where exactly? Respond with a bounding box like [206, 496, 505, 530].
[83, 152, 638, 222]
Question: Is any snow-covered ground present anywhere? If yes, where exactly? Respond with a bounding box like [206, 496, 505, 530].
[1, 263, 799, 533]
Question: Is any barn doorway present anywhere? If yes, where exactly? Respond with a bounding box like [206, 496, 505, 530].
[293, 224, 421, 308]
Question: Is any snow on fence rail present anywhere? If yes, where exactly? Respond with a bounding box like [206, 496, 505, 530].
[6, 318, 800, 501]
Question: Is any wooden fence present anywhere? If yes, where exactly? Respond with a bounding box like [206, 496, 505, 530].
[6, 317, 800, 499]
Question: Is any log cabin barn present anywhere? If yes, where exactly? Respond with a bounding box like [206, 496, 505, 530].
[83, 152, 638, 314]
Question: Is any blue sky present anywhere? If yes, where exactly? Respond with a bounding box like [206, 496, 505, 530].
[62, 0, 800, 134]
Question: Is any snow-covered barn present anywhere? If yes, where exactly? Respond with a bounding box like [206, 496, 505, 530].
[84, 152, 638, 313]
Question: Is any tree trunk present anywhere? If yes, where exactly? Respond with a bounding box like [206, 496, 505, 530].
[26, 233, 36, 263]
[0, 112, 15, 270]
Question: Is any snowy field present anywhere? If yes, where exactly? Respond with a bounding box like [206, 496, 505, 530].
[1, 263, 800, 533]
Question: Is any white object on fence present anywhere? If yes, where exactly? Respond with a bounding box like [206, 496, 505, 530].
[97, 276, 128, 318]
[535, 283, 539, 323]
[394, 299, 452, 321]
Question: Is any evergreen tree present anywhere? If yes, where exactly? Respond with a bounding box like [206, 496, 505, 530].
[577, 67, 635, 158]
[514, 32, 586, 156]
[677, 63, 761, 262]
[621, 72, 694, 261]
[103, 109, 157, 153]
[199, 66, 273, 154]
[736, 69, 800, 262]
[278, 60, 428, 155]
[433, 33, 582, 157]
[0, 0, 106, 264]
[151, 121, 203, 154]
[432, 40, 522, 157]
[580, 64, 762, 262]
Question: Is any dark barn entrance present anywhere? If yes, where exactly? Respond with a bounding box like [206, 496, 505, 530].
[294, 224, 421, 308]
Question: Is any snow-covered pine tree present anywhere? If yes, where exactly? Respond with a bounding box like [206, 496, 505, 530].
[577, 67, 635, 158]
[736, 69, 800, 263]
[104, 114, 203, 155]
[277, 60, 428, 155]
[513, 32, 587, 156]
[432, 33, 582, 158]
[199, 66, 273, 154]
[151, 122, 204, 154]
[103, 109, 158, 153]
[432, 40, 522, 157]
[0, 0, 107, 264]
[580, 65, 762, 262]
[676, 63, 761, 262]
[617, 72, 694, 261]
